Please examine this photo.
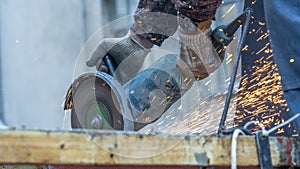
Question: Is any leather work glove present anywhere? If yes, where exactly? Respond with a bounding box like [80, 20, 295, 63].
[86, 31, 152, 84]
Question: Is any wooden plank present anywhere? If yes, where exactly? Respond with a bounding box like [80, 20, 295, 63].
[0, 165, 269, 169]
[0, 130, 298, 167]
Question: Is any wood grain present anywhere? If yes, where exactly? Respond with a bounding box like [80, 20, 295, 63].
[0, 130, 298, 167]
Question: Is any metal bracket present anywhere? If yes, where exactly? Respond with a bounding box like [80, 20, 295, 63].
[255, 131, 273, 169]
[292, 138, 300, 167]
[217, 8, 252, 134]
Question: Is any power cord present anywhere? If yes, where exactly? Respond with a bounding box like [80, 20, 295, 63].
[231, 113, 300, 169]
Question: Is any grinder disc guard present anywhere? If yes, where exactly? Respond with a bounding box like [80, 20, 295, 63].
[70, 72, 125, 130]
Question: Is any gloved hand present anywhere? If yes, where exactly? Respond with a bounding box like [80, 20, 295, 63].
[178, 26, 223, 80]
[174, 0, 223, 80]
[86, 31, 151, 84]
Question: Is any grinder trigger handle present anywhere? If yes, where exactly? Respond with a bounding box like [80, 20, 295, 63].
[97, 54, 117, 76]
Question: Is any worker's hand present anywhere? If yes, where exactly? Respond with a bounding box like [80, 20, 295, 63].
[175, 0, 223, 80]
[87, 31, 151, 84]
[178, 27, 223, 80]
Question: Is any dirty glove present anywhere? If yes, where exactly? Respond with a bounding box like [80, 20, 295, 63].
[87, 31, 151, 84]
[174, 0, 223, 81]
[178, 27, 222, 80]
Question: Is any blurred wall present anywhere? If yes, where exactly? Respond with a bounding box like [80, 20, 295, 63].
[0, 0, 137, 129]
[0, 0, 86, 128]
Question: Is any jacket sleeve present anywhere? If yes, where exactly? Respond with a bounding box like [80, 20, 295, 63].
[130, 0, 222, 47]
[130, 0, 178, 46]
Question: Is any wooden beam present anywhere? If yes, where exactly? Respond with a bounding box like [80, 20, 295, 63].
[0, 130, 298, 167]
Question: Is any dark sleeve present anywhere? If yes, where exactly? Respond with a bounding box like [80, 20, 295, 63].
[130, 0, 222, 47]
[175, 0, 222, 23]
[130, 0, 178, 46]
[264, 0, 300, 91]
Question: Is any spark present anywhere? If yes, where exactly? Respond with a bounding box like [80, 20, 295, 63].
[255, 42, 270, 55]
[226, 58, 232, 65]
[226, 53, 233, 60]
[139, 7, 298, 137]
[205, 80, 211, 86]
[218, 4, 236, 19]
[233, 18, 298, 137]
[242, 45, 249, 51]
